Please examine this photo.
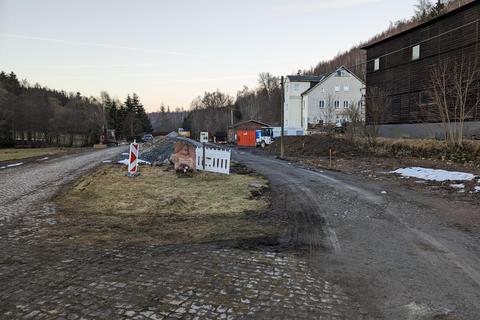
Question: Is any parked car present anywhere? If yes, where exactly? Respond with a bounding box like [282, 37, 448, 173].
[334, 121, 347, 134]
[143, 134, 154, 142]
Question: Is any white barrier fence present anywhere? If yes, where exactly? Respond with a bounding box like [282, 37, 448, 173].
[196, 146, 231, 175]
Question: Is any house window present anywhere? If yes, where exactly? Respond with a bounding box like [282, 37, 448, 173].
[335, 86, 340, 92]
[294, 83, 300, 91]
[343, 101, 349, 108]
[319, 100, 325, 108]
[344, 86, 350, 92]
[334, 101, 340, 109]
[412, 45, 420, 61]
[374, 58, 380, 71]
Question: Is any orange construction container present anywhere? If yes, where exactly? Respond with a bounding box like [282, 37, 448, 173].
[237, 130, 256, 147]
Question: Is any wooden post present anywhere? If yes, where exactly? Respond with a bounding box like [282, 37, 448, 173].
[280, 76, 285, 159]
[202, 142, 206, 170]
[329, 148, 332, 168]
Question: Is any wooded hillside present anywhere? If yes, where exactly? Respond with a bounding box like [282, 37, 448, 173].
[0, 72, 152, 147]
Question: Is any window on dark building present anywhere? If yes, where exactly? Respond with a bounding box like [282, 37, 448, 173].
[412, 45, 420, 61]
[374, 58, 380, 71]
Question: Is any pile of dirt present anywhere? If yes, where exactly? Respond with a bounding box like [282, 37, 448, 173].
[265, 135, 362, 158]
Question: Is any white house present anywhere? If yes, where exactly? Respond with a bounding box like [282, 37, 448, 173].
[301, 67, 365, 127]
[284, 74, 324, 134]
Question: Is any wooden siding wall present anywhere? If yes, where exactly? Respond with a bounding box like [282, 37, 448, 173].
[365, 3, 480, 125]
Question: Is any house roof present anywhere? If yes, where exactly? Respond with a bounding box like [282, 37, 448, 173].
[301, 66, 365, 96]
[286, 75, 324, 82]
[232, 120, 270, 128]
[361, 1, 478, 49]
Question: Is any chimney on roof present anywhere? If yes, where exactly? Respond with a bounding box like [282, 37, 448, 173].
[297, 69, 301, 75]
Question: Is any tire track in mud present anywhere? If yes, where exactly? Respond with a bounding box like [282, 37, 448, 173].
[267, 156, 480, 292]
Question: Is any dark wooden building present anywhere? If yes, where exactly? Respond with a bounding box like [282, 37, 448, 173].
[362, 1, 480, 138]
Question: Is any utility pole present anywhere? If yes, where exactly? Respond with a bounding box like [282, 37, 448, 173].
[280, 76, 285, 159]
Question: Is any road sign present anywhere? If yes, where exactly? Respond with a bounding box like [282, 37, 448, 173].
[128, 142, 139, 175]
[200, 132, 209, 143]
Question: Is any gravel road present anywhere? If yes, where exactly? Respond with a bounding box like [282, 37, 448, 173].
[0, 146, 128, 225]
[234, 150, 480, 319]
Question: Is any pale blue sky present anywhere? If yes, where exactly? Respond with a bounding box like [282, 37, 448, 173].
[0, 0, 416, 112]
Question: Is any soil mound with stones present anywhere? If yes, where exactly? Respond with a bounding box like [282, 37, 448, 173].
[266, 135, 361, 158]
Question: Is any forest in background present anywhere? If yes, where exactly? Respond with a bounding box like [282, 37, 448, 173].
[149, 72, 281, 138]
[150, 0, 474, 138]
[0, 71, 152, 147]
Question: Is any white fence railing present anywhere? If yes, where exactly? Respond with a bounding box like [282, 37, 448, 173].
[196, 146, 231, 175]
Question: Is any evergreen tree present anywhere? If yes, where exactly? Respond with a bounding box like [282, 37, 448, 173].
[431, 0, 446, 17]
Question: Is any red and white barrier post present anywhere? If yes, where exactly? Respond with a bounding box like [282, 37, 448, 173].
[128, 141, 139, 176]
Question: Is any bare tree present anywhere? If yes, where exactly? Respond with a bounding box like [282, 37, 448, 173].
[342, 100, 364, 141]
[322, 94, 337, 127]
[429, 55, 480, 146]
[258, 72, 279, 99]
[365, 87, 390, 145]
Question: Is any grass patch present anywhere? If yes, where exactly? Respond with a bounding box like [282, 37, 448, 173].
[0, 147, 70, 161]
[44, 165, 282, 247]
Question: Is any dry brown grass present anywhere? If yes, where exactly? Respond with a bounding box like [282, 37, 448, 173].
[0, 147, 69, 162]
[368, 138, 480, 163]
[44, 165, 281, 247]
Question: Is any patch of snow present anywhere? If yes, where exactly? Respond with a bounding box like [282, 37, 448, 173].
[117, 159, 151, 165]
[7, 162, 23, 168]
[0, 166, 6, 169]
[450, 184, 465, 190]
[381, 191, 387, 194]
[121, 152, 129, 156]
[102, 160, 112, 163]
[391, 167, 475, 182]
[37, 157, 49, 161]
[474, 186, 480, 193]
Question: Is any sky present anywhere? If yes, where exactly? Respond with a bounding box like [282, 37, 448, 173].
[0, 0, 417, 112]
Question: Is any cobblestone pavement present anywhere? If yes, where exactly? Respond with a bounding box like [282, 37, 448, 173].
[0, 240, 359, 319]
[0, 147, 362, 319]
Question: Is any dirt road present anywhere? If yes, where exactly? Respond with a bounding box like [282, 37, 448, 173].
[234, 151, 480, 319]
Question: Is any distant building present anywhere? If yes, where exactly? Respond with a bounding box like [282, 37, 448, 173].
[362, 1, 480, 138]
[301, 66, 365, 127]
[283, 74, 324, 132]
[228, 120, 270, 144]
